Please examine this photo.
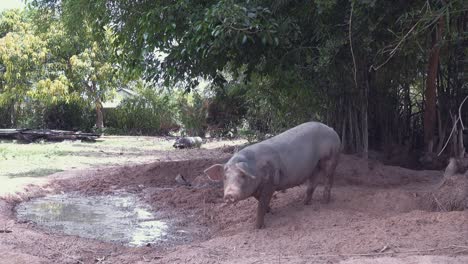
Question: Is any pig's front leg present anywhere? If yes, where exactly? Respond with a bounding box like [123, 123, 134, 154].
[255, 184, 274, 229]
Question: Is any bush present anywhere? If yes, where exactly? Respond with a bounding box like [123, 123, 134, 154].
[177, 91, 208, 137]
[43, 99, 95, 132]
[0, 98, 95, 131]
[256, 80, 320, 134]
[208, 71, 321, 140]
[206, 82, 247, 137]
[105, 85, 179, 135]
[0, 102, 13, 128]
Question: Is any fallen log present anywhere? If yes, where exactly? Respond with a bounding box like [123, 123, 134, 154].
[0, 129, 101, 142]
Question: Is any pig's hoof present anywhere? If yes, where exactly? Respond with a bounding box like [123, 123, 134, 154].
[321, 197, 331, 204]
[304, 198, 312, 205]
[255, 222, 265, 229]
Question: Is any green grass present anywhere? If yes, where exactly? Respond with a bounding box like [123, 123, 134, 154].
[0, 136, 246, 182]
[0, 136, 175, 179]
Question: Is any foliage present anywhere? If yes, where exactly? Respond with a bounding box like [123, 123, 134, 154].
[243, 71, 321, 137]
[10, 0, 468, 157]
[43, 99, 95, 131]
[0, 8, 124, 129]
[176, 91, 208, 137]
[105, 82, 179, 135]
[0, 10, 49, 106]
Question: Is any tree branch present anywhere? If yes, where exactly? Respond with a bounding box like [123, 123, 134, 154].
[349, 2, 358, 90]
[437, 95, 468, 156]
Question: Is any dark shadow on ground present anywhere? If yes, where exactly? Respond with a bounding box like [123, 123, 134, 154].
[6, 168, 64, 178]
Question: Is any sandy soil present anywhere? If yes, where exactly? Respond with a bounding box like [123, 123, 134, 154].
[0, 143, 467, 264]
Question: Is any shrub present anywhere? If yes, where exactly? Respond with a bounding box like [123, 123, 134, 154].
[177, 91, 208, 137]
[105, 85, 179, 135]
[206, 82, 247, 137]
[0, 98, 95, 131]
[43, 99, 95, 132]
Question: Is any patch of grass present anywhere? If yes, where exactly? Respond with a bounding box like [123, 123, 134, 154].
[0, 136, 175, 179]
[0, 136, 246, 182]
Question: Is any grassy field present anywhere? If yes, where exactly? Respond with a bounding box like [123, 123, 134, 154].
[0, 136, 177, 179]
[0, 136, 246, 179]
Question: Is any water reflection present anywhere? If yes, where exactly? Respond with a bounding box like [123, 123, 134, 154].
[16, 193, 169, 246]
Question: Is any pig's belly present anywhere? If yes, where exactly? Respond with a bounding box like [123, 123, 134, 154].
[276, 160, 319, 190]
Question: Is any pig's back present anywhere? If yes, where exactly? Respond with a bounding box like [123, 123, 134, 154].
[256, 122, 340, 184]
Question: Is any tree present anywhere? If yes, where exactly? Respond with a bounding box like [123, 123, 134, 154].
[0, 7, 122, 129]
[68, 26, 121, 129]
[0, 9, 49, 125]
[29, 0, 468, 159]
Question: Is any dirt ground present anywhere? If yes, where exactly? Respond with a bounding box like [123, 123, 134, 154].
[0, 139, 467, 264]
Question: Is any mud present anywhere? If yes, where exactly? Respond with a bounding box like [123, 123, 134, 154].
[15, 192, 196, 247]
[0, 142, 467, 264]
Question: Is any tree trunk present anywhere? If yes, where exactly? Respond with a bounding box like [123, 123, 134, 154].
[404, 75, 412, 141]
[348, 106, 355, 152]
[341, 117, 347, 153]
[353, 107, 361, 153]
[436, 107, 446, 154]
[424, 17, 445, 153]
[361, 68, 371, 160]
[95, 100, 104, 130]
[10, 102, 16, 127]
[458, 126, 465, 158]
[89, 81, 104, 130]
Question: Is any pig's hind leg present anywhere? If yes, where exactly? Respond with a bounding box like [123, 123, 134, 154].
[321, 154, 339, 203]
[304, 167, 321, 205]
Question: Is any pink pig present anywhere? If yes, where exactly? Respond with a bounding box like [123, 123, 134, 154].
[204, 122, 341, 229]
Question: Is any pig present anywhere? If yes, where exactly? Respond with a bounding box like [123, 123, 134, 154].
[173, 136, 203, 149]
[204, 121, 341, 229]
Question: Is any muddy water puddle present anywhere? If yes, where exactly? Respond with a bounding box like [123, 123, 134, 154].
[16, 193, 193, 247]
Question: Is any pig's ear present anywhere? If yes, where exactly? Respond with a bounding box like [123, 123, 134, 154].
[204, 164, 224, 181]
[235, 162, 256, 179]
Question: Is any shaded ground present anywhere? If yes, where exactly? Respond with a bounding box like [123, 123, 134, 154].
[0, 137, 467, 264]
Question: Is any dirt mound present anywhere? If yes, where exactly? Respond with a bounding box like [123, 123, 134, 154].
[49, 150, 231, 195]
[335, 154, 442, 187]
[422, 158, 468, 212]
[425, 173, 468, 211]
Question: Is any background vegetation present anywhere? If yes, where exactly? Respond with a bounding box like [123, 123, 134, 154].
[1, 0, 467, 162]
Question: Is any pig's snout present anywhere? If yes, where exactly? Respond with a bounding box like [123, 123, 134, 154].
[224, 187, 240, 204]
[224, 194, 236, 204]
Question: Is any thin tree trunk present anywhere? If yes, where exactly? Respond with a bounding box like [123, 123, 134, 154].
[88, 81, 104, 130]
[348, 106, 355, 152]
[436, 107, 445, 153]
[353, 107, 361, 153]
[449, 113, 458, 156]
[10, 102, 16, 127]
[404, 74, 412, 141]
[424, 16, 445, 153]
[341, 116, 347, 153]
[95, 100, 104, 130]
[458, 126, 465, 158]
[361, 96, 368, 160]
